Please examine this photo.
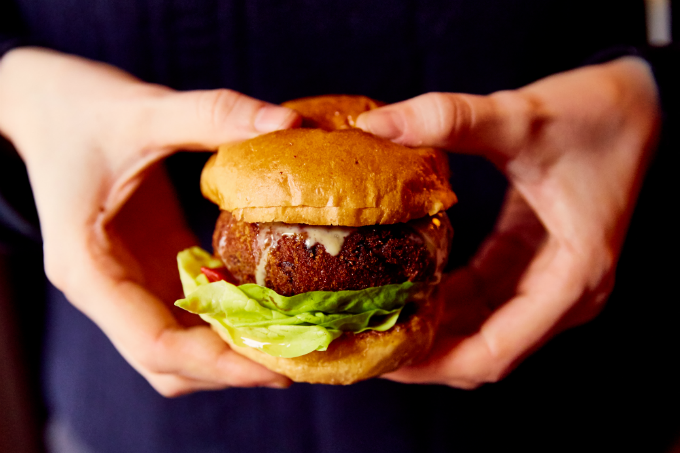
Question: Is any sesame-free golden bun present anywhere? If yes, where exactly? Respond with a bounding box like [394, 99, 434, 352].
[200, 95, 454, 384]
[200, 95, 456, 227]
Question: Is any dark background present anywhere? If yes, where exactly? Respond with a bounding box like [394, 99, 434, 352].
[1, 1, 679, 452]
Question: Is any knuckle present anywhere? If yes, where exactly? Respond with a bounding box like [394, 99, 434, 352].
[43, 255, 66, 290]
[572, 273, 615, 327]
[445, 363, 510, 388]
[149, 379, 188, 398]
[482, 363, 511, 384]
[196, 88, 242, 128]
[106, 85, 169, 148]
[588, 282, 614, 319]
[426, 92, 473, 147]
[135, 351, 163, 375]
[476, 331, 514, 384]
[574, 248, 617, 326]
[575, 304, 602, 325]
[597, 270, 616, 301]
[431, 92, 458, 123]
[491, 90, 544, 155]
[215, 353, 255, 386]
[135, 334, 173, 375]
[43, 248, 86, 301]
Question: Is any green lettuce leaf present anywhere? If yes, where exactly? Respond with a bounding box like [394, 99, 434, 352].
[175, 247, 423, 358]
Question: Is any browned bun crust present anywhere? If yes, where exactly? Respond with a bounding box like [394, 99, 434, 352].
[201, 128, 456, 226]
[200, 95, 456, 226]
[212, 291, 440, 385]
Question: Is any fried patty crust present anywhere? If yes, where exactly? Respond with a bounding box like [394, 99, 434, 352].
[213, 211, 448, 296]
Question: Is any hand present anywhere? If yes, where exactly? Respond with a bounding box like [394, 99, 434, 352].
[356, 57, 660, 388]
[0, 48, 299, 395]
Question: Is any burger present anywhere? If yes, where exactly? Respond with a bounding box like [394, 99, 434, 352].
[175, 95, 456, 384]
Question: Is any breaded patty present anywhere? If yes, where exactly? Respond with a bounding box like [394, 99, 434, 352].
[213, 211, 451, 296]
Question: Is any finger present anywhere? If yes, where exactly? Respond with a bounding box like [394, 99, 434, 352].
[382, 268, 488, 388]
[70, 270, 292, 390]
[45, 164, 292, 393]
[468, 189, 546, 310]
[139, 326, 294, 391]
[387, 190, 611, 388]
[385, 191, 544, 387]
[142, 372, 234, 397]
[391, 239, 592, 388]
[381, 266, 486, 388]
[146, 88, 301, 151]
[142, 359, 292, 398]
[450, 242, 585, 382]
[355, 91, 535, 162]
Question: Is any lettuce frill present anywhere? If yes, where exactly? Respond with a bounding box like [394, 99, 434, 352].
[175, 247, 422, 358]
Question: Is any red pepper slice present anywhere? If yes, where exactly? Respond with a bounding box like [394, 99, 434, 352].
[201, 266, 238, 285]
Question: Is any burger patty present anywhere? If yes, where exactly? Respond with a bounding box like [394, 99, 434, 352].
[213, 211, 451, 296]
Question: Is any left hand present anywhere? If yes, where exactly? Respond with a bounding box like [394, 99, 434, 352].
[356, 57, 660, 388]
[0, 48, 300, 395]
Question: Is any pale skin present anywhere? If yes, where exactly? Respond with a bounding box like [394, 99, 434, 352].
[356, 57, 661, 387]
[0, 47, 300, 395]
[0, 48, 660, 394]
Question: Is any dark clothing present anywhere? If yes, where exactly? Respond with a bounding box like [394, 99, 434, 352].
[1, 1, 679, 452]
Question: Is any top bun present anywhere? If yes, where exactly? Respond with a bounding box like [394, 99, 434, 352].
[200, 95, 456, 226]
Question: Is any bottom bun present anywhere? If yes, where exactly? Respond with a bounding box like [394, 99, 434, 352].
[213, 292, 441, 385]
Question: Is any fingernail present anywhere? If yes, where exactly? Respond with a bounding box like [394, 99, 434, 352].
[356, 110, 404, 140]
[254, 105, 297, 133]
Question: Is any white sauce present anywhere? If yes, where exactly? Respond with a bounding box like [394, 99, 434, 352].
[254, 222, 354, 286]
[241, 337, 270, 349]
[255, 225, 275, 286]
[300, 225, 353, 256]
[252, 213, 451, 287]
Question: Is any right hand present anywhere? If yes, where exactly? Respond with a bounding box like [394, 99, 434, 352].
[357, 57, 660, 388]
[0, 47, 299, 395]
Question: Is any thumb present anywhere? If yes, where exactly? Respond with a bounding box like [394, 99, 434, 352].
[147, 88, 300, 151]
[94, 89, 299, 228]
[355, 91, 529, 161]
